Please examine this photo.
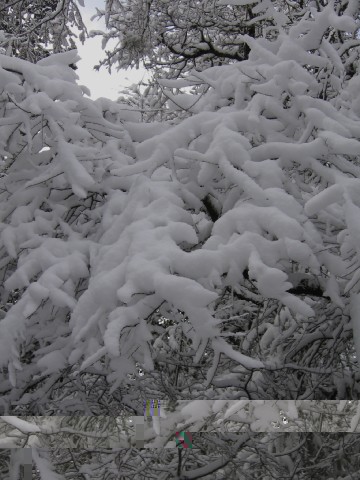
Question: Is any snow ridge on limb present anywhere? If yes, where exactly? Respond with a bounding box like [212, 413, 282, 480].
[1, 416, 40, 433]
[0, 50, 134, 388]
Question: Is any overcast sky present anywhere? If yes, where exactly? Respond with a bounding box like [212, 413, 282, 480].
[73, 2, 360, 101]
[75, 1, 148, 101]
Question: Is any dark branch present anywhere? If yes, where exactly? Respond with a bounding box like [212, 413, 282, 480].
[202, 194, 221, 222]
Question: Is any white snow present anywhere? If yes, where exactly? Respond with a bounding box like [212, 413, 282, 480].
[223, 400, 249, 420]
[1, 416, 41, 433]
[319, 130, 360, 156]
[79, 346, 107, 371]
[344, 196, 360, 261]
[304, 184, 344, 216]
[349, 402, 360, 432]
[152, 416, 161, 435]
[212, 338, 265, 370]
[248, 249, 292, 295]
[350, 293, 360, 372]
[32, 448, 65, 480]
[218, 0, 258, 4]
[180, 400, 212, 425]
[125, 121, 169, 142]
[0, 436, 23, 447]
[252, 402, 281, 430]
[48, 286, 76, 308]
[324, 274, 345, 308]
[36, 350, 68, 375]
[1, 226, 17, 258]
[328, 10, 357, 32]
[56, 138, 95, 198]
[0, 0, 360, 418]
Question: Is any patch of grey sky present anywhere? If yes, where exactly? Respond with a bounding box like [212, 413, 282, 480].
[75, 0, 149, 101]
